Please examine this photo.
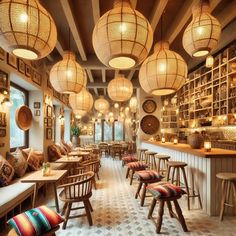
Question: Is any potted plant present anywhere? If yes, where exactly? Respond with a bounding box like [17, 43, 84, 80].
[71, 125, 81, 147]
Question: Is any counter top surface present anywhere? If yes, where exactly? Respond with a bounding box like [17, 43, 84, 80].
[142, 141, 236, 158]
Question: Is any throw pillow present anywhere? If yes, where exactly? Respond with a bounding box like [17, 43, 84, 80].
[21, 148, 31, 160]
[6, 149, 28, 178]
[8, 205, 64, 236]
[61, 139, 71, 152]
[27, 149, 44, 171]
[0, 155, 14, 187]
[55, 143, 67, 155]
[48, 144, 62, 162]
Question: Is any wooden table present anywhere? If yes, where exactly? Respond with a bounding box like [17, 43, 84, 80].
[21, 170, 67, 212]
[68, 151, 90, 157]
[56, 156, 83, 174]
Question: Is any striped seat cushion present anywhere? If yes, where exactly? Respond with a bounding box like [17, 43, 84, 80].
[147, 182, 185, 199]
[122, 155, 138, 163]
[8, 205, 63, 236]
[127, 161, 148, 170]
[135, 170, 163, 181]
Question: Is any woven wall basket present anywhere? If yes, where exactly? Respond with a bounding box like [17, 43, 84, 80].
[15, 105, 33, 131]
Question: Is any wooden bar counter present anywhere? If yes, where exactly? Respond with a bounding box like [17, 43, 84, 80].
[141, 140, 236, 216]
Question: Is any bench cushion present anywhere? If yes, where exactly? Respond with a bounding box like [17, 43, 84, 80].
[127, 162, 148, 170]
[135, 170, 163, 181]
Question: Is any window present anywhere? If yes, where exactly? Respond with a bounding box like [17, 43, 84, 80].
[114, 121, 124, 141]
[95, 122, 102, 143]
[103, 121, 112, 142]
[10, 84, 28, 149]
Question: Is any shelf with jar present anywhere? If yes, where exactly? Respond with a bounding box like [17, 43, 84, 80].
[178, 40, 236, 129]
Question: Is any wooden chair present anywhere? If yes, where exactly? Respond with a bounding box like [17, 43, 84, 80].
[57, 171, 95, 229]
[98, 143, 109, 157]
[110, 144, 123, 160]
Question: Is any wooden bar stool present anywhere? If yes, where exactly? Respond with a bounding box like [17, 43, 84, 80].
[145, 151, 157, 170]
[166, 161, 202, 210]
[137, 148, 147, 161]
[147, 182, 188, 234]
[216, 172, 236, 221]
[155, 154, 171, 176]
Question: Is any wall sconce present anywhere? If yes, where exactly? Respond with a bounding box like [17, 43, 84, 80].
[161, 137, 165, 143]
[0, 88, 12, 107]
[173, 138, 178, 145]
[204, 141, 211, 152]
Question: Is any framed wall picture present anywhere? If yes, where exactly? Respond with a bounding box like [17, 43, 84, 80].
[34, 102, 40, 109]
[18, 59, 25, 74]
[32, 71, 42, 86]
[34, 109, 40, 116]
[7, 53, 17, 69]
[25, 64, 32, 77]
[44, 118, 48, 125]
[47, 118, 52, 127]
[0, 129, 6, 137]
[46, 128, 52, 140]
[0, 112, 6, 127]
[0, 47, 5, 61]
[0, 70, 8, 88]
[46, 105, 52, 117]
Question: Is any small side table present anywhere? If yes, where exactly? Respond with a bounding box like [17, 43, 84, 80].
[21, 170, 67, 212]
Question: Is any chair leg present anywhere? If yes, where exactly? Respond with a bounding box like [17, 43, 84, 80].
[173, 199, 188, 232]
[88, 199, 93, 212]
[166, 200, 174, 218]
[61, 202, 68, 216]
[135, 182, 143, 199]
[62, 202, 72, 229]
[140, 183, 147, 206]
[130, 170, 135, 185]
[156, 200, 165, 234]
[126, 168, 130, 179]
[96, 172, 100, 180]
[148, 198, 157, 219]
[181, 167, 190, 210]
[220, 180, 227, 221]
[84, 199, 93, 226]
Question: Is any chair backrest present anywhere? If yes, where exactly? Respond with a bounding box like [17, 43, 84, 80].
[82, 160, 100, 173]
[63, 171, 94, 200]
[112, 144, 122, 152]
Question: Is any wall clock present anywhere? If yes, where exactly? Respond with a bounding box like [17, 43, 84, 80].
[140, 115, 159, 135]
[142, 99, 156, 113]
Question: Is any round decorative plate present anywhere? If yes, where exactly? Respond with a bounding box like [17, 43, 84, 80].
[142, 99, 156, 113]
[15, 105, 33, 131]
[140, 115, 159, 135]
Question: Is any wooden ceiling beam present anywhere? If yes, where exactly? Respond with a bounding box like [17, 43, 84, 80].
[149, 0, 168, 31]
[128, 70, 136, 80]
[102, 69, 106, 82]
[56, 41, 64, 57]
[91, 0, 100, 24]
[86, 69, 94, 83]
[59, 0, 87, 61]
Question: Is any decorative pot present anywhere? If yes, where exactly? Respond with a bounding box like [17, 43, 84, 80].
[72, 135, 80, 148]
[188, 132, 203, 149]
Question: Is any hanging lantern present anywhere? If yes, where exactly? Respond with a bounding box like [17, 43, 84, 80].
[182, 0, 221, 57]
[114, 103, 119, 109]
[94, 96, 110, 114]
[69, 88, 93, 112]
[0, 0, 57, 60]
[129, 96, 137, 113]
[74, 109, 87, 117]
[205, 55, 214, 68]
[139, 41, 187, 96]
[50, 51, 87, 94]
[92, 0, 153, 69]
[108, 74, 133, 101]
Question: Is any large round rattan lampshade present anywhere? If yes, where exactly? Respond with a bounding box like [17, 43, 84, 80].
[108, 74, 133, 102]
[182, 0, 221, 57]
[69, 89, 93, 112]
[94, 96, 110, 114]
[92, 0, 153, 69]
[50, 51, 87, 94]
[139, 41, 187, 96]
[0, 0, 57, 60]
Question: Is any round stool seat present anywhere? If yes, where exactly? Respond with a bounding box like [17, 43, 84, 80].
[155, 154, 170, 159]
[167, 161, 187, 167]
[216, 172, 236, 180]
[145, 151, 157, 155]
[138, 148, 148, 151]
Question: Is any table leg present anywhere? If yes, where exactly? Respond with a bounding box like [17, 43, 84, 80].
[32, 183, 39, 208]
[53, 183, 60, 213]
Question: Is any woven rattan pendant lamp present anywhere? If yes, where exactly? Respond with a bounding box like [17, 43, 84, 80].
[182, 0, 221, 57]
[94, 96, 110, 114]
[50, 51, 87, 94]
[108, 74, 133, 102]
[139, 41, 187, 96]
[69, 88, 94, 112]
[92, 0, 153, 69]
[0, 0, 57, 60]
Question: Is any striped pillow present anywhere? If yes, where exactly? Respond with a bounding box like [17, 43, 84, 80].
[8, 205, 63, 236]
[135, 170, 163, 181]
[147, 182, 185, 198]
[127, 161, 148, 170]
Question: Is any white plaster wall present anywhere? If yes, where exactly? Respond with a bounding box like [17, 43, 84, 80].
[64, 110, 71, 142]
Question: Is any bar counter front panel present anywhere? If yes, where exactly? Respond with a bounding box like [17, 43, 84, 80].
[141, 141, 236, 216]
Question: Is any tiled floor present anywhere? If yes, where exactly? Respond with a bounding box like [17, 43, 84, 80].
[38, 157, 236, 236]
